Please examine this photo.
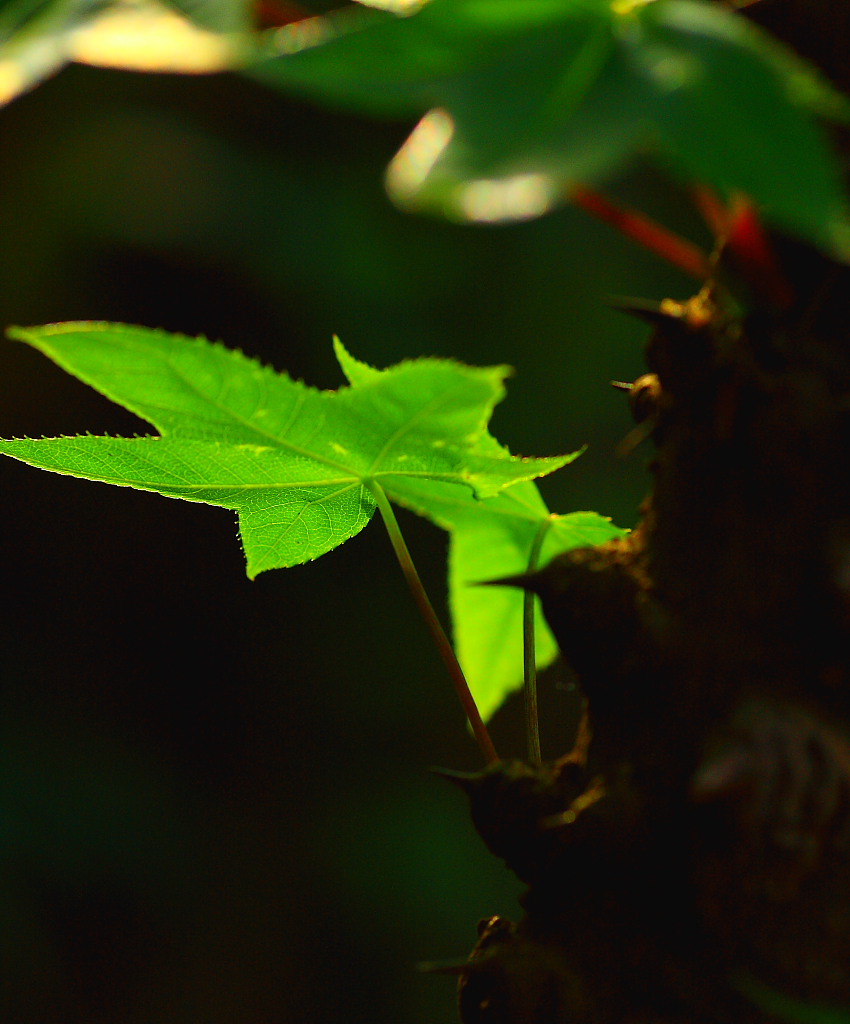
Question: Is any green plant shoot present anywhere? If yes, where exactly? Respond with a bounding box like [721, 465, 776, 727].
[0, 322, 624, 721]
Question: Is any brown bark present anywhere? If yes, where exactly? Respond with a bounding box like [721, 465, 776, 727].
[450, 4, 850, 1021]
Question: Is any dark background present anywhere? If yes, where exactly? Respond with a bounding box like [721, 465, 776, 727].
[0, 54, 703, 1024]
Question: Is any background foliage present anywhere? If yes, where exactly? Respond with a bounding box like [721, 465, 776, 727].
[0, 4, 757, 1019]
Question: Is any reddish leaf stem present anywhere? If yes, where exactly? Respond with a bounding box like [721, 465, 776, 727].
[691, 184, 733, 240]
[571, 184, 713, 281]
[368, 480, 499, 766]
[254, 0, 309, 28]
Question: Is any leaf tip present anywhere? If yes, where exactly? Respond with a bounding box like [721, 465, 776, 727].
[6, 325, 35, 344]
[333, 334, 383, 386]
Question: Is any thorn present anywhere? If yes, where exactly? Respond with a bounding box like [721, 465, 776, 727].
[477, 915, 508, 937]
[540, 777, 606, 829]
[429, 766, 489, 793]
[540, 809, 577, 830]
[615, 421, 654, 458]
[606, 298, 685, 329]
[557, 706, 592, 769]
[473, 572, 540, 592]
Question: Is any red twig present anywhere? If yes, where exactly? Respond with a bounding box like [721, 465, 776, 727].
[694, 186, 795, 310]
[692, 185, 732, 241]
[254, 0, 309, 29]
[725, 199, 795, 310]
[571, 184, 713, 281]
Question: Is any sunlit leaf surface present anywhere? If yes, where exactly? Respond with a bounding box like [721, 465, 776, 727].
[0, 323, 608, 715]
[336, 342, 625, 719]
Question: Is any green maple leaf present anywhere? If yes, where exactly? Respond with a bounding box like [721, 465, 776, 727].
[0, 322, 575, 577]
[0, 322, 616, 717]
[397, 477, 624, 719]
[337, 342, 625, 718]
[250, 0, 849, 252]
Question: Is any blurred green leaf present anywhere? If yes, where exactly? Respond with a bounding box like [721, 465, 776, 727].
[0, 0, 251, 106]
[631, 1, 849, 252]
[160, 0, 248, 33]
[249, 0, 849, 250]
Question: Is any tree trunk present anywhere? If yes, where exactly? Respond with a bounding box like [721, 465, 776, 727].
[451, 4, 850, 1021]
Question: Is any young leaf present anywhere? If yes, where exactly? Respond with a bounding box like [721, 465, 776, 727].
[0, 323, 577, 581]
[390, 475, 624, 720]
[250, 0, 849, 251]
[335, 344, 626, 719]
